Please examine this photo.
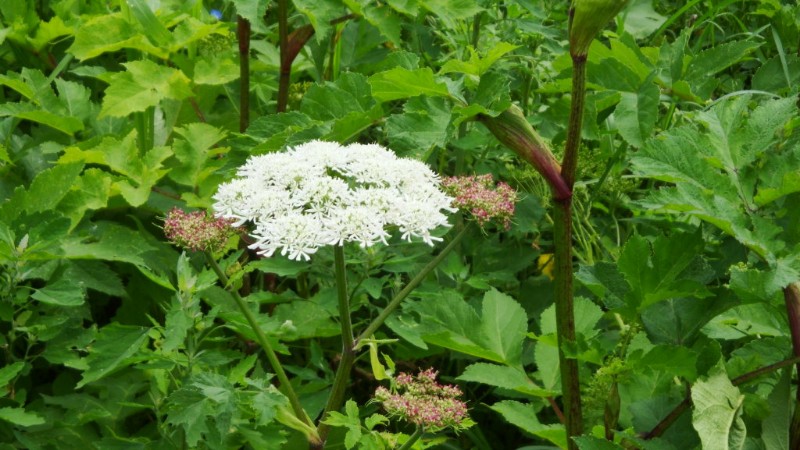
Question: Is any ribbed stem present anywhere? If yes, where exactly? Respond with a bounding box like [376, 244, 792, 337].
[204, 252, 317, 444]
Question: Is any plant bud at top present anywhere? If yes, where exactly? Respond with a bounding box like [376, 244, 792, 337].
[569, 0, 629, 57]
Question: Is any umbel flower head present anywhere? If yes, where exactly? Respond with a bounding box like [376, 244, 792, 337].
[212, 140, 455, 261]
[441, 174, 517, 229]
[163, 208, 236, 252]
[374, 369, 472, 431]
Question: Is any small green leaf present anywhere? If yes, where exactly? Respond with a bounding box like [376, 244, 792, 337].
[25, 162, 84, 214]
[292, 0, 346, 43]
[193, 57, 240, 85]
[0, 362, 25, 388]
[369, 67, 450, 102]
[68, 14, 167, 60]
[0, 407, 45, 427]
[100, 60, 192, 118]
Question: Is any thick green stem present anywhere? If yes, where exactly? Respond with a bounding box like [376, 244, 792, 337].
[237, 16, 251, 132]
[316, 245, 355, 444]
[553, 51, 588, 450]
[357, 225, 471, 345]
[204, 252, 317, 443]
[398, 427, 425, 450]
[783, 283, 800, 449]
[276, 0, 290, 112]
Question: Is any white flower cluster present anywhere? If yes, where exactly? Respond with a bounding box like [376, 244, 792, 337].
[212, 140, 455, 260]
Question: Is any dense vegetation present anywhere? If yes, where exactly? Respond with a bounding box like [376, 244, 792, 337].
[1, 0, 799, 449]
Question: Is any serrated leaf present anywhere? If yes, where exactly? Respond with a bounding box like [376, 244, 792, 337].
[230, 0, 269, 33]
[489, 400, 566, 448]
[127, 0, 172, 46]
[0, 362, 25, 388]
[420, 0, 483, 29]
[100, 60, 192, 118]
[31, 277, 85, 306]
[617, 231, 711, 312]
[247, 257, 310, 277]
[0, 407, 45, 427]
[635, 345, 698, 381]
[363, 5, 402, 46]
[293, 0, 347, 43]
[68, 13, 167, 60]
[386, 96, 451, 158]
[614, 77, 659, 147]
[193, 57, 240, 85]
[761, 367, 791, 450]
[77, 323, 149, 388]
[369, 67, 450, 102]
[166, 373, 236, 447]
[480, 289, 527, 367]
[25, 161, 84, 214]
[458, 363, 552, 396]
[691, 361, 746, 450]
[440, 42, 518, 76]
[170, 122, 227, 186]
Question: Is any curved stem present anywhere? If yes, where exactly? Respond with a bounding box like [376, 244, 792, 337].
[204, 252, 317, 442]
[356, 225, 472, 345]
[398, 426, 425, 450]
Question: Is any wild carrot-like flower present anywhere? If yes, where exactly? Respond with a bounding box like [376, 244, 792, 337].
[163, 208, 236, 252]
[212, 140, 455, 261]
[441, 174, 517, 230]
[374, 369, 472, 431]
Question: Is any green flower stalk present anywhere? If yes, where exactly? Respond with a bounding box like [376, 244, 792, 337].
[569, 0, 630, 58]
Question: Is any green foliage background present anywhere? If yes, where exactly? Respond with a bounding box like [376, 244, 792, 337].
[0, 0, 799, 448]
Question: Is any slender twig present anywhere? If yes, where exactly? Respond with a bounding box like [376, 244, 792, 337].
[204, 252, 318, 443]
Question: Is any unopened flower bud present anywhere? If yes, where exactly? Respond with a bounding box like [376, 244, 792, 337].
[569, 0, 630, 58]
[163, 208, 236, 253]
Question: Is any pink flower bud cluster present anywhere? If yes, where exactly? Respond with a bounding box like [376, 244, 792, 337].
[163, 208, 236, 252]
[441, 174, 517, 230]
[374, 369, 470, 431]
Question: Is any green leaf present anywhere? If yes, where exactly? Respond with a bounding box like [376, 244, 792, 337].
[55, 78, 93, 122]
[230, 0, 270, 33]
[634, 345, 698, 381]
[488, 400, 566, 448]
[170, 122, 227, 186]
[368, 67, 450, 102]
[620, 0, 667, 39]
[574, 436, 626, 450]
[193, 56, 240, 85]
[127, 0, 172, 46]
[293, 0, 347, 43]
[68, 13, 167, 60]
[480, 289, 527, 367]
[0, 103, 84, 135]
[685, 40, 761, 95]
[363, 5, 402, 46]
[77, 323, 149, 388]
[439, 42, 519, 76]
[761, 367, 791, 450]
[25, 161, 84, 215]
[614, 76, 659, 147]
[0, 362, 25, 389]
[247, 257, 310, 277]
[420, 0, 483, 29]
[100, 60, 193, 118]
[0, 407, 45, 427]
[31, 277, 85, 306]
[691, 361, 746, 450]
[616, 230, 711, 312]
[272, 300, 339, 340]
[385, 96, 451, 158]
[458, 363, 552, 396]
[165, 373, 237, 447]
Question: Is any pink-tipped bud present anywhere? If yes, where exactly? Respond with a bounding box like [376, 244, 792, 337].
[442, 174, 517, 230]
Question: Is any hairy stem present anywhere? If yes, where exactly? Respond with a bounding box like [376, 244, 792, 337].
[398, 426, 425, 450]
[553, 48, 588, 450]
[204, 252, 317, 443]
